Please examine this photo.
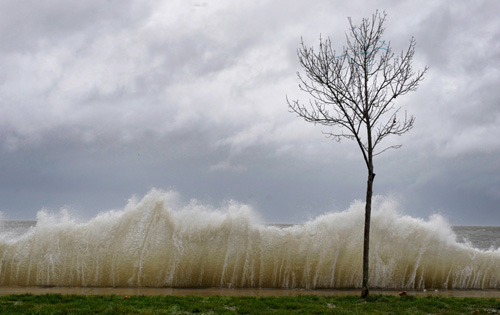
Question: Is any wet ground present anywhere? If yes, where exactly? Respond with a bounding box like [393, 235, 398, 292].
[0, 287, 499, 298]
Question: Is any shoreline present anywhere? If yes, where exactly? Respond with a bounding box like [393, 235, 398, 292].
[1, 286, 499, 298]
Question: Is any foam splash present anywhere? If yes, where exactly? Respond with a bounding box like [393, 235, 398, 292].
[0, 190, 499, 289]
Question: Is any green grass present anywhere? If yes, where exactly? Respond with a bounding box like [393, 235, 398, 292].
[0, 293, 499, 314]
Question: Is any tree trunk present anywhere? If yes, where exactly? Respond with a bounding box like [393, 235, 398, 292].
[361, 170, 375, 299]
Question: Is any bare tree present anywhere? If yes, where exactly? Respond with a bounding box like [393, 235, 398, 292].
[287, 11, 427, 298]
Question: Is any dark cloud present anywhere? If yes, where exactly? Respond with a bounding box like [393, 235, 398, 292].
[0, 0, 148, 52]
[0, 0, 499, 225]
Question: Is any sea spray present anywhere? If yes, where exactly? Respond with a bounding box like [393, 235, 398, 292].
[0, 189, 499, 289]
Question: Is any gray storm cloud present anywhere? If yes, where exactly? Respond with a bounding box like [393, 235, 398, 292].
[0, 0, 499, 224]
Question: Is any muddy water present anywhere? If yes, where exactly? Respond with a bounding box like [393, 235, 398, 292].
[1, 191, 500, 290]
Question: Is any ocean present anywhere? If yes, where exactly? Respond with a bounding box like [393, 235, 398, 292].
[0, 190, 499, 290]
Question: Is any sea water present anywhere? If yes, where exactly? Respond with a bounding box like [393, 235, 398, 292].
[0, 189, 499, 290]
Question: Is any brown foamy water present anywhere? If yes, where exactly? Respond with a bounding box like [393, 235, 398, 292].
[1, 190, 499, 290]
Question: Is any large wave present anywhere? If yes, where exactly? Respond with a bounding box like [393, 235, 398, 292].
[0, 189, 499, 289]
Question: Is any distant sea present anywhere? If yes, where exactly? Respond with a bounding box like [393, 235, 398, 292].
[452, 226, 500, 250]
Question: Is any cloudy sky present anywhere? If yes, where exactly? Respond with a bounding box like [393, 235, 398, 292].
[0, 0, 499, 225]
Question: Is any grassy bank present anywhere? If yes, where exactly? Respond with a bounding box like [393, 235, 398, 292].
[0, 293, 499, 314]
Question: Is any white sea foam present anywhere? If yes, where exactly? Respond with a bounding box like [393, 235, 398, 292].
[0, 189, 499, 289]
